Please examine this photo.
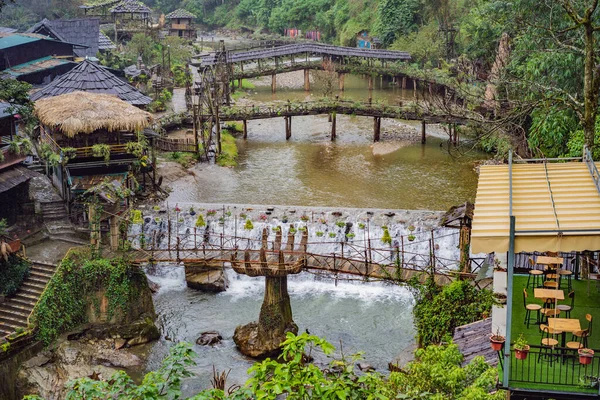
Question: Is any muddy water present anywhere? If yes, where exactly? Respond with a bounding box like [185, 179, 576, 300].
[168, 113, 485, 210]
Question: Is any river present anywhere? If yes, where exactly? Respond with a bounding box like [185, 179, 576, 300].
[143, 73, 487, 393]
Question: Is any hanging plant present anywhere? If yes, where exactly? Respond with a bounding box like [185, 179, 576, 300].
[130, 209, 143, 224]
[244, 219, 254, 230]
[92, 144, 111, 164]
[316, 231, 324, 237]
[358, 222, 366, 229]
[335, 221, 346, 228]
[408, 234, 416, 242]
[195, 214, 206, 227]
[62, 147, 77, 161]
[381, 227, 392, 245]
[328, 232, 337, 238]
[408, 225, 416, 232]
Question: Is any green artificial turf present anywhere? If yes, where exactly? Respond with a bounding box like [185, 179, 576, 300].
[505, 275, 600, 394]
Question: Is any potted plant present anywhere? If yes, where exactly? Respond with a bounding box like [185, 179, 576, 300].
[490, 329, 505, 351]
[514, 334, 530, 360]
[407, 234, 416, 242]
[189, 207, 196, 216]
[579, 348, 595, 365]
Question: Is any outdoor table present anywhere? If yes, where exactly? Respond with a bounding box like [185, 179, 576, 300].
[537, 256, 564, 270]
[534, 288, 565, 301]
[547, 317, 582, 347]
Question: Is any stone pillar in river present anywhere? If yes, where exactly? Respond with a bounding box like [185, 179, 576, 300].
[232, 227, 306, 358]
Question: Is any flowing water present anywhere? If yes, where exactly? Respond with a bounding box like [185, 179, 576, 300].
[145, 266, 415, 394]
[143, 74, 488, 392]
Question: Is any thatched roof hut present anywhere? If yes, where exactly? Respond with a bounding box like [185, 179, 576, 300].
[35, 91, 152, 137]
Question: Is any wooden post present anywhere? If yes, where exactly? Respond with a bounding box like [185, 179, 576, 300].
[413, 80, 417, 99]
[243, 119, 248, 139]
[238, 78, 242, 88]
[373, 117, 381, 142]
[421, 120, 426, 144]
[338, 72, 345, 91]
[402, 76, 406, 89]
[368, 75, 373, 91]
[304, 68, 310, 91]
[331, 111, 336, 141]
[271, 73, 276, 93]
[110, 216, 119, 250]
[285, 116, 291, 140]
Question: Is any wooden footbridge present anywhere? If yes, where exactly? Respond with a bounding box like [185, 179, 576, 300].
[126, 228, 471, 285]
[210, 99, 474, 142]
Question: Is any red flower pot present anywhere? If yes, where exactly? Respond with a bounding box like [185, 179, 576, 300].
[579, 349, 594, 365]
[515, 346, 530, 360]
[490, 338, 505, 351]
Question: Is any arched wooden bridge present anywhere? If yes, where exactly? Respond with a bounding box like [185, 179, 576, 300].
[197, 43, 411, 67]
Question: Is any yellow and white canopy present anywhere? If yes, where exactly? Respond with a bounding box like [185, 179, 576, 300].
[472, 162, 600, 253]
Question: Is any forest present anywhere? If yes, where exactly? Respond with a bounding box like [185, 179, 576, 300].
[0, 0, 599, 158]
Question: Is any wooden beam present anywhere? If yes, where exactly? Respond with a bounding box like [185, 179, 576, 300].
[421, 120, 426, 144]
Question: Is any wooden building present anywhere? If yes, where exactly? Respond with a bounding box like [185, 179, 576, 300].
[0, 102, 35, 226]
[110, 0, 153, 42]
[34, 92, 154, 220]
[165, 9, 196, 40]
[30, 59, 152, 108]
[27, 18, 116, 59]
[0, 33, 76, 84]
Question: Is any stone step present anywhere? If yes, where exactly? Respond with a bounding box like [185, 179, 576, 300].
[0, 305, 30, 318]
[29, 270, 54, 281]
[0, 324, 16, 336]
[0, 314, 28, 327]
[9, 296, 36, 308]
[19, 286, 43, 296]
[12, 292, 39, 302]
[30, 263, 57, 274]
[22, 279, 47, 290]
[0, 302, 33, 315]
[26, 275, 50, 286]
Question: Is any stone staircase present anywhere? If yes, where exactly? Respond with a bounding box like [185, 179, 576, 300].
[0, 261, 57, 337]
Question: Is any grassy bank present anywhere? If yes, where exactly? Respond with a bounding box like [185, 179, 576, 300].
[217, 131, 238, 167]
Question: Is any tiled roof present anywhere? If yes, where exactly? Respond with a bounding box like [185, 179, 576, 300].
[3, 56, 74, 77]
[30, 59, 151, 106]
[111, 0, 152, 14]
[98, 31, 116, 50]
[166, 9, 196, 19]
[27, 18, 108, 58]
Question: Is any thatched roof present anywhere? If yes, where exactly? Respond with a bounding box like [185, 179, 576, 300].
[35, 91, 152, 137]
[30, 59, 152, 106]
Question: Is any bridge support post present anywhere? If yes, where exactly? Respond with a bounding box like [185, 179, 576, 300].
[238, 78, 242, 88]
[421, 120, 426, 144]
[243, 119, 248, 139]
[271, 74, 276, 93]
[338, 72, 345, 91]
[373, 117, 381, 142]
[331, 111, 337, 141]
[368, 75, 373, 91]
[304, 69, 310, 91]
[285, 116, 292, 140]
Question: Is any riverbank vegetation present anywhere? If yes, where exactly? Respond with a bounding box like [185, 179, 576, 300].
[217, 132, 238, 167]
[408, 278, 496, 347]
[24, 333, 503, 399]
[32, 248, 146, 346]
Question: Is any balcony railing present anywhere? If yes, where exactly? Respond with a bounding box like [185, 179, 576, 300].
[507, 345, 600, 394]
[40, 129, 133, 160]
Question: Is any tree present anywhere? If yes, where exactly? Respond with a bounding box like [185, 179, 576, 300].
[23, 334, 504, 399]
[0, 0, 14, 13]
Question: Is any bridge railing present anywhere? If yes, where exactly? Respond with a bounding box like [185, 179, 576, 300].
[123, 217, 462, 280]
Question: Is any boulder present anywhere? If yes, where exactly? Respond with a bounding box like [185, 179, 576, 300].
[196, 331, 223, 346]
[357, 362, 375, 372]
[233, 320, 298, 359]
[185, 261, 228, 292]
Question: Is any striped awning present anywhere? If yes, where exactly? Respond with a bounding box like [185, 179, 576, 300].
[471, 161, 600, 253]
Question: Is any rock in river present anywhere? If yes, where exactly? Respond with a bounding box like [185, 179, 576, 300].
[197, 331, 223, 346]
[185, 261, 228, 292]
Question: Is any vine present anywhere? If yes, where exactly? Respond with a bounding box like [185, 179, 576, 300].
[32, 249, 141, 346]
[92, 143, 111, 164]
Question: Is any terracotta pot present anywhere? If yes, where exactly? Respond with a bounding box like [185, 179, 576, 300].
[490, 338, 505, 351]
[515, 346, 530, 360]
[579, 349, 594, 365]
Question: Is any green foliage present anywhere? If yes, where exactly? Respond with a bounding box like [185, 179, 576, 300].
[0, 78, 36, 132]
[0, 254, 30, 297]
[513, 333, 528, 350]
[125, 132, 149, 159]
[7, 137, 31, 155]
[381, 226, 392, 245]
[387, 342, 504, 400]
[167, 151, 198, 168]
[408, 278, 496, 346]
[375, 0, 421, 46]
[130, 209, 143, 224]
[32, 250, 141, 346]
[391, 21, 444, 67]
[217, 132, 238, 167]
[91, 144, 111, 163]
[195, 214, 206, 227]
[244, 219, 254, 230]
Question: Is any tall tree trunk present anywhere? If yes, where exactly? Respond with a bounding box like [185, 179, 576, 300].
[583, 23, 597, 151]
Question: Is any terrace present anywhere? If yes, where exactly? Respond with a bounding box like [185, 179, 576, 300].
[472, 149, 600, 398]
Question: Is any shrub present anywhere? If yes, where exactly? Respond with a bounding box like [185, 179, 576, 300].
[244, 219, 254, 230]
[0, 255, 30, 297]
[381, 227, 392, 245]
